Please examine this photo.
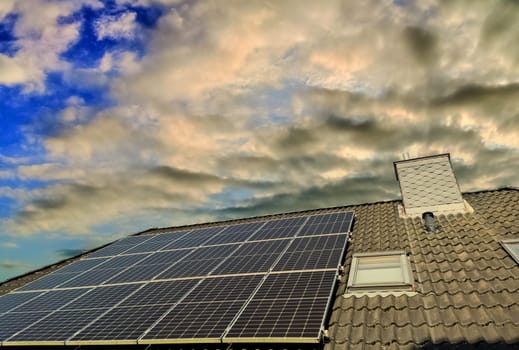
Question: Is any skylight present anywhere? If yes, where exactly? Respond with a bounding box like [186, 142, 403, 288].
[501, 239, 519, 264]
[346, 251, 413, 292]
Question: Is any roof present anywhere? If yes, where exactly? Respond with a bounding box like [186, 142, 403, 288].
[1, 188, 518, 349]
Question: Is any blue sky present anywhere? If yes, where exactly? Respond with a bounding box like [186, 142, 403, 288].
[1, 0, 519, 281]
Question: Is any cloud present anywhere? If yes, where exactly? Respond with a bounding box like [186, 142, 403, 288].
[95, 11, 137, 40]
[0, 0, 103, 92]
[3, 0, 519, 242]
[1, 242, 17, 248]
[0, 261, 28, 270]
[55, 248, 86, 258]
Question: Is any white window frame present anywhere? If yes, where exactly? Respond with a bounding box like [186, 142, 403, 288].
[346, 251, 414, 292]
[501, 238, 519, 264]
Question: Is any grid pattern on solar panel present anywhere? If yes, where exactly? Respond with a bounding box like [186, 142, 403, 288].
[230, 239, 291, 256]
[224, 271, 337, 341]
[287, 234, 347, 252]
[70, 304, 172, 341]
[86, 236, 153, 259]
[13, 288, 91, 312]
[2, 210, 353, 345]
[272, 249, 344, 271]
[187, 275, 263, 302]
[187, 244, 240, 260]
[16, 272, 81, 291]
[54, 258, 109, 274]
[154, 258, 224, 279]
[0, 312, 50, 341]
[143, 301, 245, 341]
[159, 227, 226, 250]
[65, 284, 141, 309]
[297, 212, 354, 236]
[104, 264, 169, 284]
[9, 309, 108, 342]
[203, 222, 264, 245]
[254, 271, 337, 300]
[120, 279, 200, 307]
[122, 231, 191, 254]
[210, 254, 280, 275]
[224, 297, 328, 340]
[251, 217, 307, 240]
[73, 250, 192, 285]
[0, 292, 42, 314]
[59, 268, 126, 288]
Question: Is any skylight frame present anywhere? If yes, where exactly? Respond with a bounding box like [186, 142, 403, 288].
[346, 251, 414, 293]
[501, 238, 519, 264]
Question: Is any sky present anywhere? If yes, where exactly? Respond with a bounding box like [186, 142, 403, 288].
[0, 0, 518, 281]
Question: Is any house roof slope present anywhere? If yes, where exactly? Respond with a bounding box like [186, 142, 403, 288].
[1, 188, 518, 349]
[327, 188, 519, 349]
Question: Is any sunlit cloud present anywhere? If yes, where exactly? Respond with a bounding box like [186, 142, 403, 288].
[1, 0, 518, 280]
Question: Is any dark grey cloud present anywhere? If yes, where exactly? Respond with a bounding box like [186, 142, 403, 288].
[55, 248, 86, 259]
[403, 26, 437, 65]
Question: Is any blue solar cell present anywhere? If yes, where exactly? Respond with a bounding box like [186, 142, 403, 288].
[59, 268, 126, 288]
[8, 309, 108, 342]
[0, 311, 50, 342]
[70, 304, 171, 342]
[287, 234, 347, 252]
[297, 212, 354, 236]
[55, 258, 109, 274]
[16, 272, 81, 291]
[65, 284, 141, 310]
[251, 217, 307, 240]
[0, 292, 42, 314]
[143, 300, 244, 341]
[203, 222, 264, 245]
[272, 249, 344, 271]
[211, 253, 280, 275]
[154, 258, 223, 279]
[13, 288, 91, 312]
[120, 279, 200, 307]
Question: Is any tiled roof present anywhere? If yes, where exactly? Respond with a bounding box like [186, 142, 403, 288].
[328, 188, 519, 349]
[1, 188, 518, 349]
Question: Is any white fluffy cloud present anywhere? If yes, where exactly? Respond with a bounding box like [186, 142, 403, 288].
[95, 11, 137, 40]
[4, 0, 519, 238]
[0, 0, 103, 92]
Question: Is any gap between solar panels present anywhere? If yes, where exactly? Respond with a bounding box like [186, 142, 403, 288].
[0, 211, 354, 347]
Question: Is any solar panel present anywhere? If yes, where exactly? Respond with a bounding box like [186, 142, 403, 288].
[272, 249, 344, 271]
[122, 231, 191, 254]
[251, 217, 307, 240]
[0, 312, 50, 342]
[223, 271, 337, 342]
[142, 300, 245, 342]
[120, 279, 200, 307]
[154, 258, 223, 279]
[55, 258, 109, 274]
[65, 284, 141, 309]
[287, 234, 347, 252]
[203, 222, 264, 245]
[86, 236, 153, 259]
[0, 292, 42, 314]
[1, 210, 354, 346]
[12, 288, 91, 312]
[69, 304, 172, 343]
[8, 309, 108, 343]
[210, 253, 281, 275]
[186, 275, 263, 302]
[297, 212, 354, 236]
[16, 272, 81, 291]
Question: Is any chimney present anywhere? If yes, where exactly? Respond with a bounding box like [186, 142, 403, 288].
[394, 153, 471, 217]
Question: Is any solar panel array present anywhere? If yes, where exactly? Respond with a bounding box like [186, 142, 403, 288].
[0, 211, 354, 346]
